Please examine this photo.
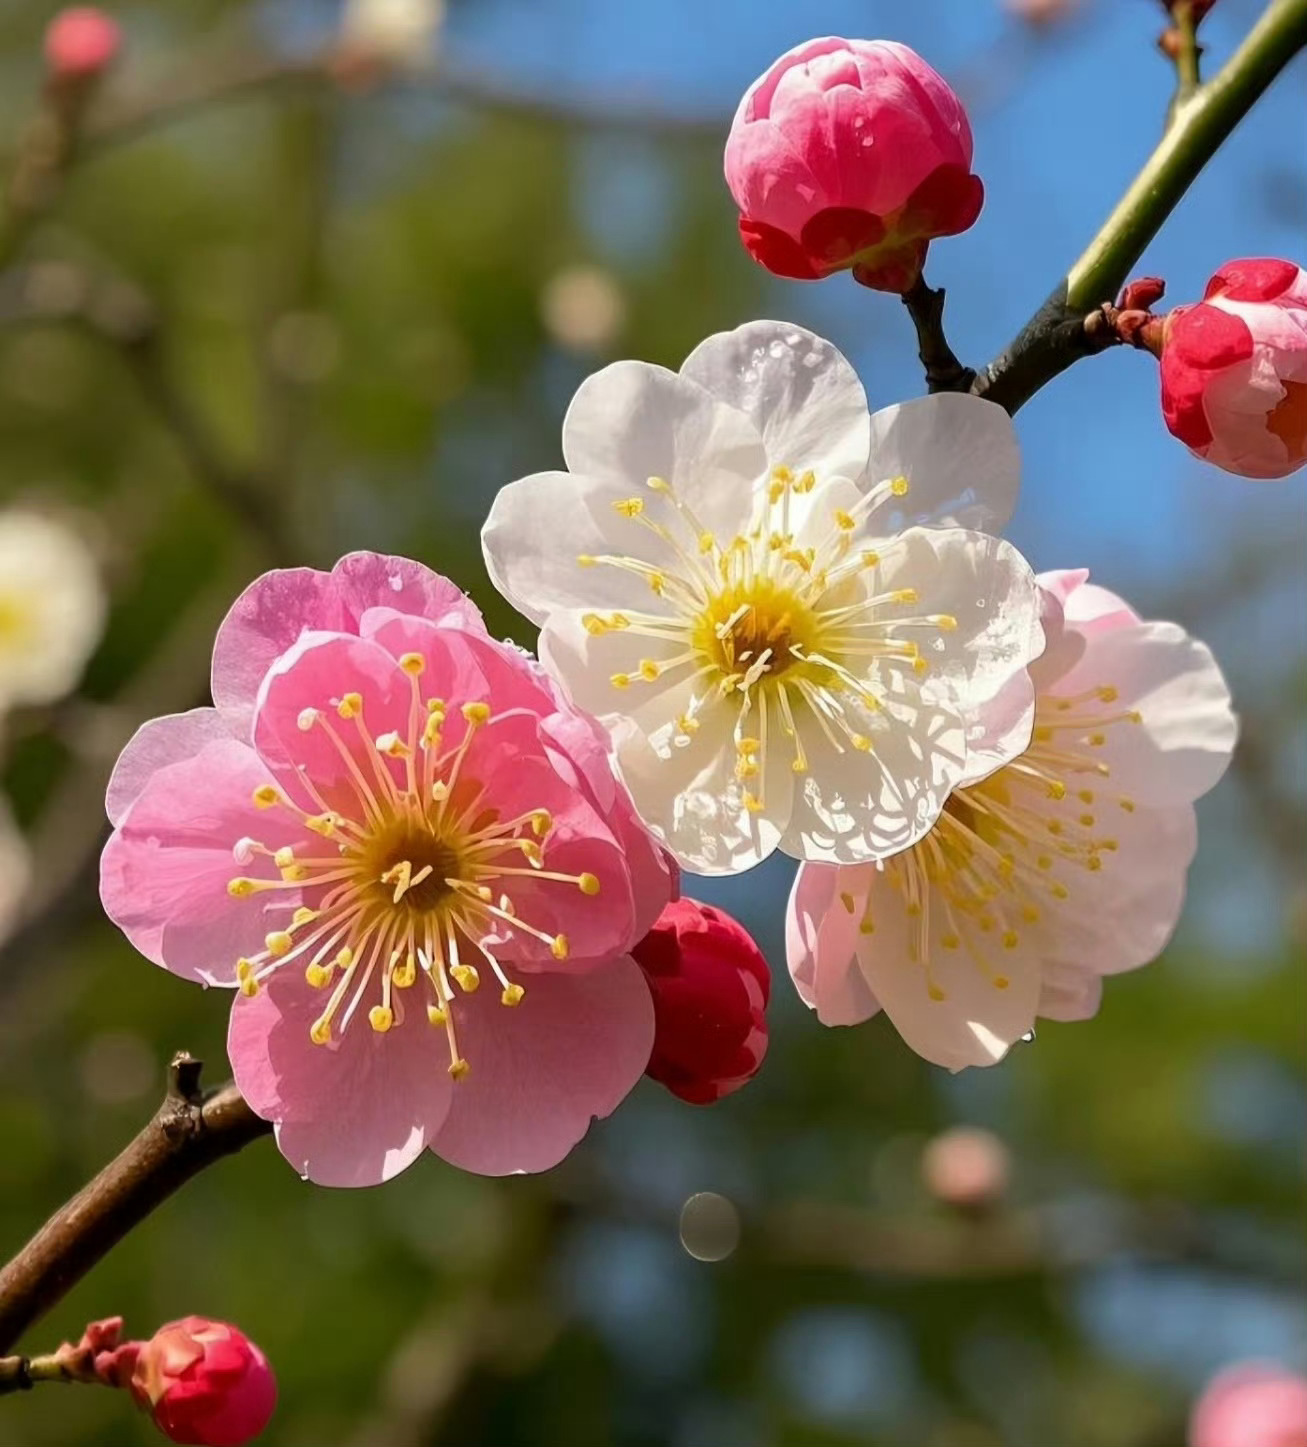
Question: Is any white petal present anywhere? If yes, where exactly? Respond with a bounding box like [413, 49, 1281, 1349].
[483, 470, 683, 627]
[680, 321, 871, 484]
[782, 681, 967, 864]
[562, 360, 767, 542]
[1054, 622, 1237, 806]
[878, 527, 1043, 709]
[866, 394, 1020, 534]
[613, 703, 793, 875]
[1037, 961, 1103, 1022]
[538, 609, 685, 720]
[956, 670, 1036, 789]
[855, 865, 1042, 1071]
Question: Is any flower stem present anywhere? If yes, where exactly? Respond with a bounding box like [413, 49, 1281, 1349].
[0, 1055, 269, 1355]
[900, 275, 976, 394]
[974, 0, 1307, 413]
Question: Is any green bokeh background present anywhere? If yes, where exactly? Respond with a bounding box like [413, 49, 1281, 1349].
[0, 3, 1303, 1445]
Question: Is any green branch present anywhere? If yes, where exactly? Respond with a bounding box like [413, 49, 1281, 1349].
[974, 0, 1307, 414]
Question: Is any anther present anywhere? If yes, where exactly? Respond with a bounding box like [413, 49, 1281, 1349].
[368, 1005, 394, 1033]
[834, 509, 855, 531]
[305, 963, 330, 988]
[427, 1004, 448, 1026]
[252, 784, 280, 809]
[578, 872, 601, 895]
[448, 1059, 470, 1080]
[610, 673, 631, 689]
[297, 708, 319, 731]
[638, 659, 660, 681]
[890, 476, 909, 496]
[336, 946, 355, 968]
[892, 588, 918, 605]
[933, 614, 958, 631]
[612, 497, 644, 517]
[1002, 930, 1019, 949]
[265, 931, 293, 957]
[530, 810, 552, 836]
[1047, 780, 1067, 800]
[502, 983, 525, 1007]
[292, 907, 317, 926]
[228, 878, 257, 897]
[461, 701, 491, 725]
[310, 1020, 332, 1046]
[337, 692, 362, 719]
[551, 934, 569, 960]
[450, 964, 480, 993]
[306, 812, 339, 837]
[240, 976, 260, 997]
[399, 652, 425, 675]
[273, 846, 295, 869]
[375, 730, 411, 758]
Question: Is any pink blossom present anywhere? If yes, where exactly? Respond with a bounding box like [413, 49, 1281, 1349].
[921, 1127, 1010, 1210]
[101, 553, 674, 1184]
[1190, 1363, 1307, 1447]
[1160, 258, 1307, 479]
[44, 7, 121, 82]
[724, 38, 983, 292]
[788, 568, 1236, 1070]
[128, 1317, 276, 1447]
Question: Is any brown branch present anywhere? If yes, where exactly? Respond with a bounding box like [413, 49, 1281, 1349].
[0, 1055, 270, 1355]
[900, 275, 976, 394]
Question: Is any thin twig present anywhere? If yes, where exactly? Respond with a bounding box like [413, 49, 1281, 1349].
[1169, 1, 1204, 108]
[0, 1055, 270, 1355]
[900, 275, 976, 393]
[973, 0, 1307, 413]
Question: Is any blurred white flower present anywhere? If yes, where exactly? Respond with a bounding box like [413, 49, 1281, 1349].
[0, 509, 105, 711]
[339, 0, 445, 67]
[541, 266, 628, 354]
[0, 798, 32, 946]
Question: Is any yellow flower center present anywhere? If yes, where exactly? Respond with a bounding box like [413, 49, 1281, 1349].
[227, 679, 602, 1079]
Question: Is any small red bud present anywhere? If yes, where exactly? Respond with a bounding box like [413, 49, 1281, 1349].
[1119, 276, 1166, 313]
[130, 1317, 276, 1446]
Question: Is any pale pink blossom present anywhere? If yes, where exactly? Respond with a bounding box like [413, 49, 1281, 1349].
[788, 569, 1236, 1070]
[101, 553, 674, 1184]
[1161, 258, 1307, 479]
[1190, 1363, 1307, 1447]
[725, 39, 983, 292]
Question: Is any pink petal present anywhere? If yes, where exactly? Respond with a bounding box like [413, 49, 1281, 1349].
[429, 953, 654, 1176]
[786, 862, 880, 1025]
[252, 632, 412, 813]
[100, 739, 309, 985]
[212, 553, 483, 736]
[106, 708, 233, 827]
[228, 973, 453, 1187]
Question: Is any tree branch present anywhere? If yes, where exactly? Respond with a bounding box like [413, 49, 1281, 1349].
[0, 1055, 270, 1355]
[973, 0, 1307, 413]
[900, 276, 976, 393]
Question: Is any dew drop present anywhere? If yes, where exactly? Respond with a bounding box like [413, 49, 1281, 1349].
[861, 135, 874, 148]
[1020, 1028, 1036, 1045]
[801, 351, 821, 369]
[768, 339, 787, 359]
[387, 572, 403, 592]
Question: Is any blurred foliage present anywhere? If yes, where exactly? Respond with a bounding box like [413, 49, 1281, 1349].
[0, 3, 1303, 1446]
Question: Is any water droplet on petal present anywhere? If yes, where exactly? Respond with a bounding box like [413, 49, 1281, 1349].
[768, 339, 787, 359]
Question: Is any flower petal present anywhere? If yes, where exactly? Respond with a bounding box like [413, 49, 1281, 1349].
[1053, 622, 1237, 806]
[865, 394, 1020, 533]
[106, 707, 233, 827]
[679, 321, 871, 483]
[429, 954, 654, 1175]
[562, 359, 768, 542]
[786, 862, 880, 1025]
[212, 553, 482, 735]
[228, 973, 453, 1187]
[100, 738, 309, 985]
[783, 676, 966, 863]
[855, 867, 1042, 1070]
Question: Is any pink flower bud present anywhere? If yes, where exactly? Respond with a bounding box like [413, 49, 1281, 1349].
[1159, 258, 1307, 480]
[921, 1127, 1010, 1211]
[631, 897, 769, 1104]
[129, 1317, 276, 1447]
[43, 7, 121, 83]
[1189, 1363, 1307, 1447]
[725, 38, 983, 292]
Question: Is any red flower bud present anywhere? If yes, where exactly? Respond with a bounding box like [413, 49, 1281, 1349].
[632, 897, 769, 1104]
[725, 38, 983, 293]
[130, 1317, 276, 1447]
[43, 7, 121, 84]
[1159, 257, 1307, 480]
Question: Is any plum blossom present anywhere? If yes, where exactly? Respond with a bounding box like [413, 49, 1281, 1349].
[787, 568, 1236, 1070]
[0, 508, 105, 712]
[1190, 1363, 1307, 1447]
[724, 39, 983, 292]
[100, 552, 674, 1185]
[632, 897, 769, 1104]
[1160, 257, 1307, 479]
[483, 320, 1041, 875]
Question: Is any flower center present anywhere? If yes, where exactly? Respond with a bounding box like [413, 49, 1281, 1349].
[225, 663, 602, 1080]
[0, 593, 32, 647]
[867, 683, 1144, 1001]
[578, 466, 956, 814]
